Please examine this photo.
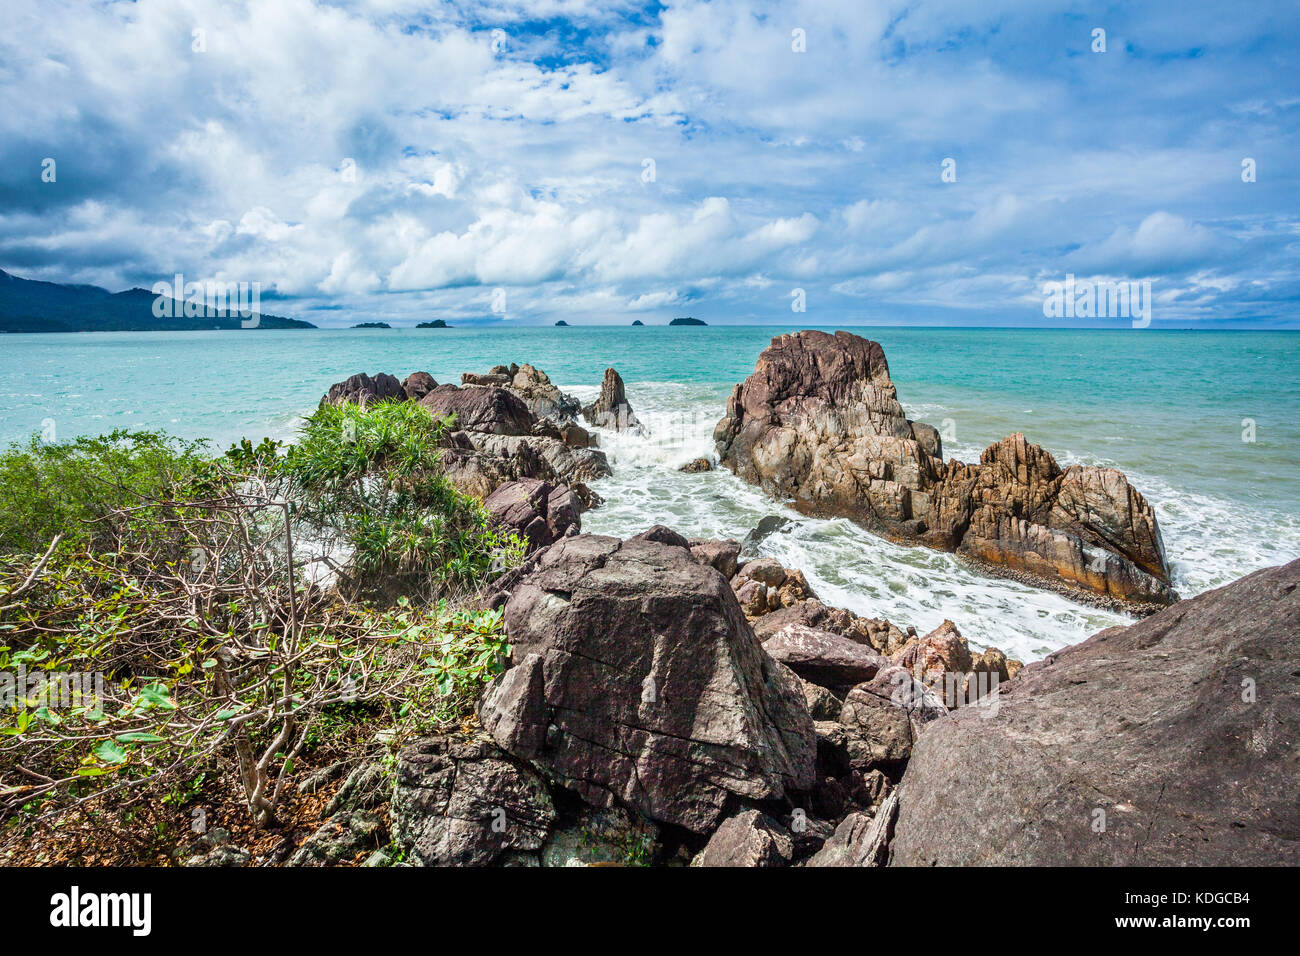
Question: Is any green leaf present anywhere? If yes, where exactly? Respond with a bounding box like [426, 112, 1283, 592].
[115, 732, 167, 743]
[93, 740, 128, 765]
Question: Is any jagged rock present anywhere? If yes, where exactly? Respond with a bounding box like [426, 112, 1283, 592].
[320, 372, 406, 407]
[286, 810, 383, 867]
[889, 559, 1300, 866]
[837, 667, 949, 772]
[680, 457, 712, 473]
[483, 478, 581, 552]
[807, 788, 898, 867]
[419, 384, 534, 436]
[581, 367, 641, 431]
[799, 676, 844, 721]
[391, 732, 556, 867]
[540, 805, 660, 867]
[401, 371, 438, 401]
[693, 810, 794, 867]
[742, 515, 792, 550]
[763, 624, 888, 696]
[509, 363, 582, 421]
[715, 330, 1176, 609]
[478, 533, 816, 834]
[439, 430, 609, 503]
[688, 538, 742, 581]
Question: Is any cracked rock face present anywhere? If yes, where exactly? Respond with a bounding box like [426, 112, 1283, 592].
[888, 558, 1300, 866]
[391, 732, 556, 867]
[714, 330, 1175, 609]
[478, 533, 816, 834]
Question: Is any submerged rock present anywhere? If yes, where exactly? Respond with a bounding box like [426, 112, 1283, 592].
[478, 533, 816, 834]
[714, 330, 1176, 609]
[888, 558, 1300, 865]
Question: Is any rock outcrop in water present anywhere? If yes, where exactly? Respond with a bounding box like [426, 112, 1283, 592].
[713, 330, 1176, 610]
[581, 367, 641, 432]
[888, 557, 1300, 866]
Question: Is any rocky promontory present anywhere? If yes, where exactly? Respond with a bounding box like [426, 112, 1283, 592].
[714, 330, 1176, 610]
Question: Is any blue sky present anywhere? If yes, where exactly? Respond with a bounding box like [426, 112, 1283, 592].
[1, 0, 1298, 327]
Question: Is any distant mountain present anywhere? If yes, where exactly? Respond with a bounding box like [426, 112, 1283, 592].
[0, 269, 314, 332]
[669, 316, 706, 326]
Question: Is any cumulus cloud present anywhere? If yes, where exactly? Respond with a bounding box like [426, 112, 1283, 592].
[0, 0, 1297, 326]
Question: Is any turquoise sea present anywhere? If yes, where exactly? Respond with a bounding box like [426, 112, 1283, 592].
[3, 326, 1297, 661]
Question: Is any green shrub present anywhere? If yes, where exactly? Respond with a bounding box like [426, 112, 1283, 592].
[0, 430, 211, 555]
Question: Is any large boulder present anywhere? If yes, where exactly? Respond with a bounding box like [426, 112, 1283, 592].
[438, 431, 609, 504]
[889, 558, 1300, 866]
[581, 367, 641, 431]
[714, 330, 1176, 610]
[478, 534, 816, 834]
[836, 667, 949, 773]
[483, 478, 581, 552]
[420, 384, 534, 436]
[510, 363, 582, 421]
[320, 372, 406, 407]
[401, 371, 438, 402]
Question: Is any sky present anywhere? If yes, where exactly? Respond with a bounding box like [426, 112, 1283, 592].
[1, 0, 1298, 328]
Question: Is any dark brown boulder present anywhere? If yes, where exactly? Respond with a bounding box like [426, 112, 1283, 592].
[419, 384, 534, 436]
[836, 667, 949, 773]
[483, 478, 581, 552]
[888, 559, 1300, 866]
[715, 330, 1176, 610]
[320, 371, 406, 407]
[401, 371, 438, 401]
[478, 534, 816, 834]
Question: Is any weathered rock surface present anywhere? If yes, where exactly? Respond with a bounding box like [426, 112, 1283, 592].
[483, 478, 582, 552]
[439, 430, 609, 505]
[400, 371, 438, 402]
[478, 533, 816, 834]
[541, 805, 660, 867]
[714, 330, 1176, 609]
[391, 732, 556, 867]
[419, 383, 534, 436]
[287, 810, 384, 866]
[320, 371, 406, 407]
[889, 558, 1300, 866]
[694, 809, 794, 867]
[680, 457, 712, 473]
[807, 789, 899, 867]
[836, 668, 949, 772]
[763, 624, 888, 696]
[582, 367, 641, 431]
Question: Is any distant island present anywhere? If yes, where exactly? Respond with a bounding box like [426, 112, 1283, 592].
[417, 319, 450, 328]
[669, 317, 706, 326]
[555, 320, 570, 327]
[632, 320, 644, 326]
[352, 322, 391, 329]
[0, 269, 314, 332]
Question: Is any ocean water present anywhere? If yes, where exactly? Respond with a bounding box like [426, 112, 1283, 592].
[2, 326, 1297, 661]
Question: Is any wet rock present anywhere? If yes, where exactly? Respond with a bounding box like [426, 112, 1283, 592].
[582, 367, 641, 431]
[679, 457, 712, 473]
[742, 515, 792, 550]
[715, 330, 1176, 608]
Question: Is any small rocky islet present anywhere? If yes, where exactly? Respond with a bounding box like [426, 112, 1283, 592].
[293, 329, 1298, 867]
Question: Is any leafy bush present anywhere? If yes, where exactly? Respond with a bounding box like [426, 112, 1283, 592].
[0, 430, 212, 555]
[277, 401, 523, 601]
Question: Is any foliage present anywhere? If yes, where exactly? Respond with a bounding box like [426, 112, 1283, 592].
[0, 429, 211, 555]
